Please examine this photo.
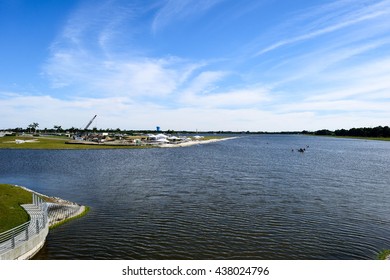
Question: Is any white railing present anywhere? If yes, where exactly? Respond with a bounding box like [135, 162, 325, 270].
[0, 194, 48, 259]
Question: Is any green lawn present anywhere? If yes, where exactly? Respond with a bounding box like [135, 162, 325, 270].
[377, 249, 390, 260]
[0, 136, 141, 149]
[0, 184, 33, 233]
[336, 136, 390, 141]
[313, 135, 390, 141]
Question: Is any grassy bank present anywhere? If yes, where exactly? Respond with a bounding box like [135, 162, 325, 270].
[335, 136, 390, 141]
[1, 184, 89, 234]
[317, 135, 390, 141]
[49, 206, 90, 230]
[307, 134, 390, 142]
[0, 184, 33, 232]
[377, 249, 390, 260]
[0, 135, 144, 149]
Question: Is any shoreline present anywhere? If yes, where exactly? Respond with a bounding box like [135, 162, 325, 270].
[66, 136, 239, 148]
[159, 136, 239, 148]
[16, 185, 87, 228]
[0, 135, 239, 149]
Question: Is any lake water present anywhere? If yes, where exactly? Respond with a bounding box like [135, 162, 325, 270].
[1, 135, 390, 259]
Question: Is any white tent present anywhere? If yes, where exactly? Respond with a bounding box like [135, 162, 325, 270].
[155, 138, 169, 143]
[155, 134, 168, 140]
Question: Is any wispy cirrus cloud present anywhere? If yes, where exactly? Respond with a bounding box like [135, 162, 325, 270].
[256, 0, 390, 56]
[43, 0, 270, 111]
[43, 0, 208, 99]
[303, 56, 390, 102]
[248, 1, 390, 111]
[178, 70, 271, 108]
[151, 0, 224, 33]
[265, 38, 390, 89]
[45, 50, 201, 98]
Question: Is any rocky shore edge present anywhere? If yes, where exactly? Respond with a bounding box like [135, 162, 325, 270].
[16, 185, 87, 228]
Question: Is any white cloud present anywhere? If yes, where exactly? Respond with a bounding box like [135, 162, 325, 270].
[256, 0, 390, 56]
[181, 86, 270, 109]
[0, 94, 273, 131]
[45, 33, 207, 98]
[277, 99, 390, 113]
[176, 70, 271, 109]
[1, 92, 389, 131]
[152, 0, 224, 33]
[269, 39, 390, 87]
[97, 59, 181, 97]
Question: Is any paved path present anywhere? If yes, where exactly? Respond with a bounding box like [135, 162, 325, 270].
[0, 203, 47, 257]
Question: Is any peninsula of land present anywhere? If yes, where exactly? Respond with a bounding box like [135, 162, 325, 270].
[0, 133, 237, 149]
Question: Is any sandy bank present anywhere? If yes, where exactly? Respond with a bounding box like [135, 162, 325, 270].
[159, 137, 239, 148]
[65, 136, 239, 148]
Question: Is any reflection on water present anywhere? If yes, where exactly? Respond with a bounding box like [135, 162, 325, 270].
[1, 135, 390, 259]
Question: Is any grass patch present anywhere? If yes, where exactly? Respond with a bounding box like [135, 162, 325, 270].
[200, 136, 227, 141]
[317, 135, 390, 142]
[345, 136, 390, 141]
[49, 206, 90, 230]
[0, 184, 33, 233]
[0, 136, 144, 149]
[1, 183, 89, 234]
[377, 249, 390, 260]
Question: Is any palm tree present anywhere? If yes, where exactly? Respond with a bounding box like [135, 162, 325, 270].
[54, 125, 62, 132]
[28, 122, 39, 134]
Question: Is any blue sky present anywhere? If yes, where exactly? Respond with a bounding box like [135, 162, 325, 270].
[1, 0, 390, 131]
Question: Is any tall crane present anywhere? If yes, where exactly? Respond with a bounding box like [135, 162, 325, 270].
[74, 115, 97, 140]
[84, 115, 97, 130]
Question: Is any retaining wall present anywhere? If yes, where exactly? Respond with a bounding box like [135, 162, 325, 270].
[0, 194, 48, 260]
[0, 225, 48, 260]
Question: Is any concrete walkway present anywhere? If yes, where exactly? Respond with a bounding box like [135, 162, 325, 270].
[0, 202, 48, 260]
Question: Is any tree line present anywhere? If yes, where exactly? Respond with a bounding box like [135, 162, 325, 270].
[313, 126, 390, 138]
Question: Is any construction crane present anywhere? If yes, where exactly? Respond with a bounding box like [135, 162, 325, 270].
[74, 115, 97, 140]
[84, 115, 97, 130]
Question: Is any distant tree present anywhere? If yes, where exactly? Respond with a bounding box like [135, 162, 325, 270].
[370, 126, 383, 137]
[333, 126, 390, 138]
[314, 129, 333, 136]
[383, 126, 390, 137]
[54, 125, 62, 132]
[28, 122, 39, 134]
[335, 129, 348, 136]
[349, 127, 361, 137]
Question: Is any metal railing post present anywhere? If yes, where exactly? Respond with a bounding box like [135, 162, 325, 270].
[11, 229, 15, 249]
[36, 219, 39, 234]
[25, 226, 29, 241]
